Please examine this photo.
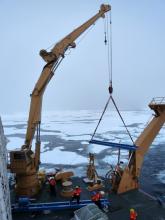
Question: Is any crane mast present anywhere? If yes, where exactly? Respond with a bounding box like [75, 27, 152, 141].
[9, 4, 111, 197]
[113, 99, 165, 194]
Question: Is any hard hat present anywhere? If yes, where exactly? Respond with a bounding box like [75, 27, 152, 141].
[100, 191, 105, 196]
[130, 208, 134, 212]
[75, 186, 79, 189]
[49, 176, 54, 180]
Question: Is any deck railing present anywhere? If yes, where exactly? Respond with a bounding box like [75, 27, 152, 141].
[149, 97, 165, 105]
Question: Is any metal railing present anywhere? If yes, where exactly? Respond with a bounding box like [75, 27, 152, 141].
[149, 97, 165, 105]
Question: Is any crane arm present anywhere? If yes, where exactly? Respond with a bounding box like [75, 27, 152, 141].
[24, 4, 111, 148]
[24, 63, 54, 147]
[40, 4, 111, 63]
[135, 102, 165, 176]
[10, 4, 111, 197]
[117, 100, 165, 194]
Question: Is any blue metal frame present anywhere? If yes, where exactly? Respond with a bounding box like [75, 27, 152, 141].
[12, 199, 109, 212]
[89, 139, 137, 151]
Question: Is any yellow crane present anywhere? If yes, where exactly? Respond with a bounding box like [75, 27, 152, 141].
[112, 98, 165, 193]
[9, 4, 164, 197]
[9, 4, 111, 197]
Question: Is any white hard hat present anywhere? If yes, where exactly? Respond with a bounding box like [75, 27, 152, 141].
[100, 191, 105, 196]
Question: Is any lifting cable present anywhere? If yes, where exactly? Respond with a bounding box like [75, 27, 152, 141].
[91, 96, 111, 140]
[90, 11, 135, 145]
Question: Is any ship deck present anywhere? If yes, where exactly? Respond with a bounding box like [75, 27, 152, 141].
[12, 177, 165, 220]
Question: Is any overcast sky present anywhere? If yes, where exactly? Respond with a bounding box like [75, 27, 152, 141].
[0, 0, 165, 114]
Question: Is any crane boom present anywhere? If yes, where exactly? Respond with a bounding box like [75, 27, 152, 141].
[25, 4, 110, 148]
[9, 4, 111, 197]
[113, 99, 165, 194]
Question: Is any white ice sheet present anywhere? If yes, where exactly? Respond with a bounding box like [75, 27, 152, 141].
[41, 146, 88, 165]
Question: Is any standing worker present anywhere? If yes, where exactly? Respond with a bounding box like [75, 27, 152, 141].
[91, 191, 105, 209]
[130, 208, 137, 220]
[71, 186, 82, 204]
[48, 176, 56, 196]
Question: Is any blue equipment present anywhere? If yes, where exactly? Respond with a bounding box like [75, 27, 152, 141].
[12, 199, 109, 212]
[18, 197, 30, 207]
[89, 139, 137, 151]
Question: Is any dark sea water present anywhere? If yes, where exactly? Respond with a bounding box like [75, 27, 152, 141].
[140, 143, 165, 197]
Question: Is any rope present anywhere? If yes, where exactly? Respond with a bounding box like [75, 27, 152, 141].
[109, 11, 113, 85]
[107, 13, 111, 84]
[90, 10, 134, 145]
[104, 12, 113, 85]
[90, 96, 111, 141]
[52, 57, 63, 72]
[110, 96, 135, 144]
[90, 95, 135, 145]
[103, 18, 107, 45]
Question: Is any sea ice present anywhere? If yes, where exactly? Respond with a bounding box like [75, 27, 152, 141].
[103, 155, 128, 165]
[2, 110, 165, 165]
[87, 144, 109, 154]
[41, 146, 88, 165]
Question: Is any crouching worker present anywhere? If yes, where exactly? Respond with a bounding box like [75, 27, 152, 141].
[48, 176, 56, 196]
[71, 186, 82, 204]
[91, 191, 105, 209]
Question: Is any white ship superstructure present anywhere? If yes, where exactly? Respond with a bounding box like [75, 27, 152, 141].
[0, 117, 12, 220]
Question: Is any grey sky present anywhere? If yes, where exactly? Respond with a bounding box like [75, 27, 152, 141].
[0, 0, 165, 114]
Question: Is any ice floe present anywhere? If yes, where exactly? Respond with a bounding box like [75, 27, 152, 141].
[41, 146, 88, 165]
[103, 155, 128, 165]
[4, 127, 26, 135]
[87, 144, 109, 154]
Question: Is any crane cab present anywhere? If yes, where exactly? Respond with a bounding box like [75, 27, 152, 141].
[10, 149, 35, 174]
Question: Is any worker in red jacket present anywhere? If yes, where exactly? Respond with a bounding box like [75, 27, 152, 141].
[48, 176, 56, 196]
[91, 191, 105, 209]
[71, 186, 82, 204]
[130, 208, 137, 220]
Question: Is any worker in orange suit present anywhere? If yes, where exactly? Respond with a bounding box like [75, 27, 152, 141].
[48, 176, 56, 196]
[130, 208, 137, 220]
[71, 186, 82, 204]
[91, 191, 105, 209]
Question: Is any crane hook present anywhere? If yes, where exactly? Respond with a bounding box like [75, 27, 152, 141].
[109, 81, 113, 94]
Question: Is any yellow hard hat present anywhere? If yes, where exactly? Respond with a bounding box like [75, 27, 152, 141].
[130, 208, 134, 212]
